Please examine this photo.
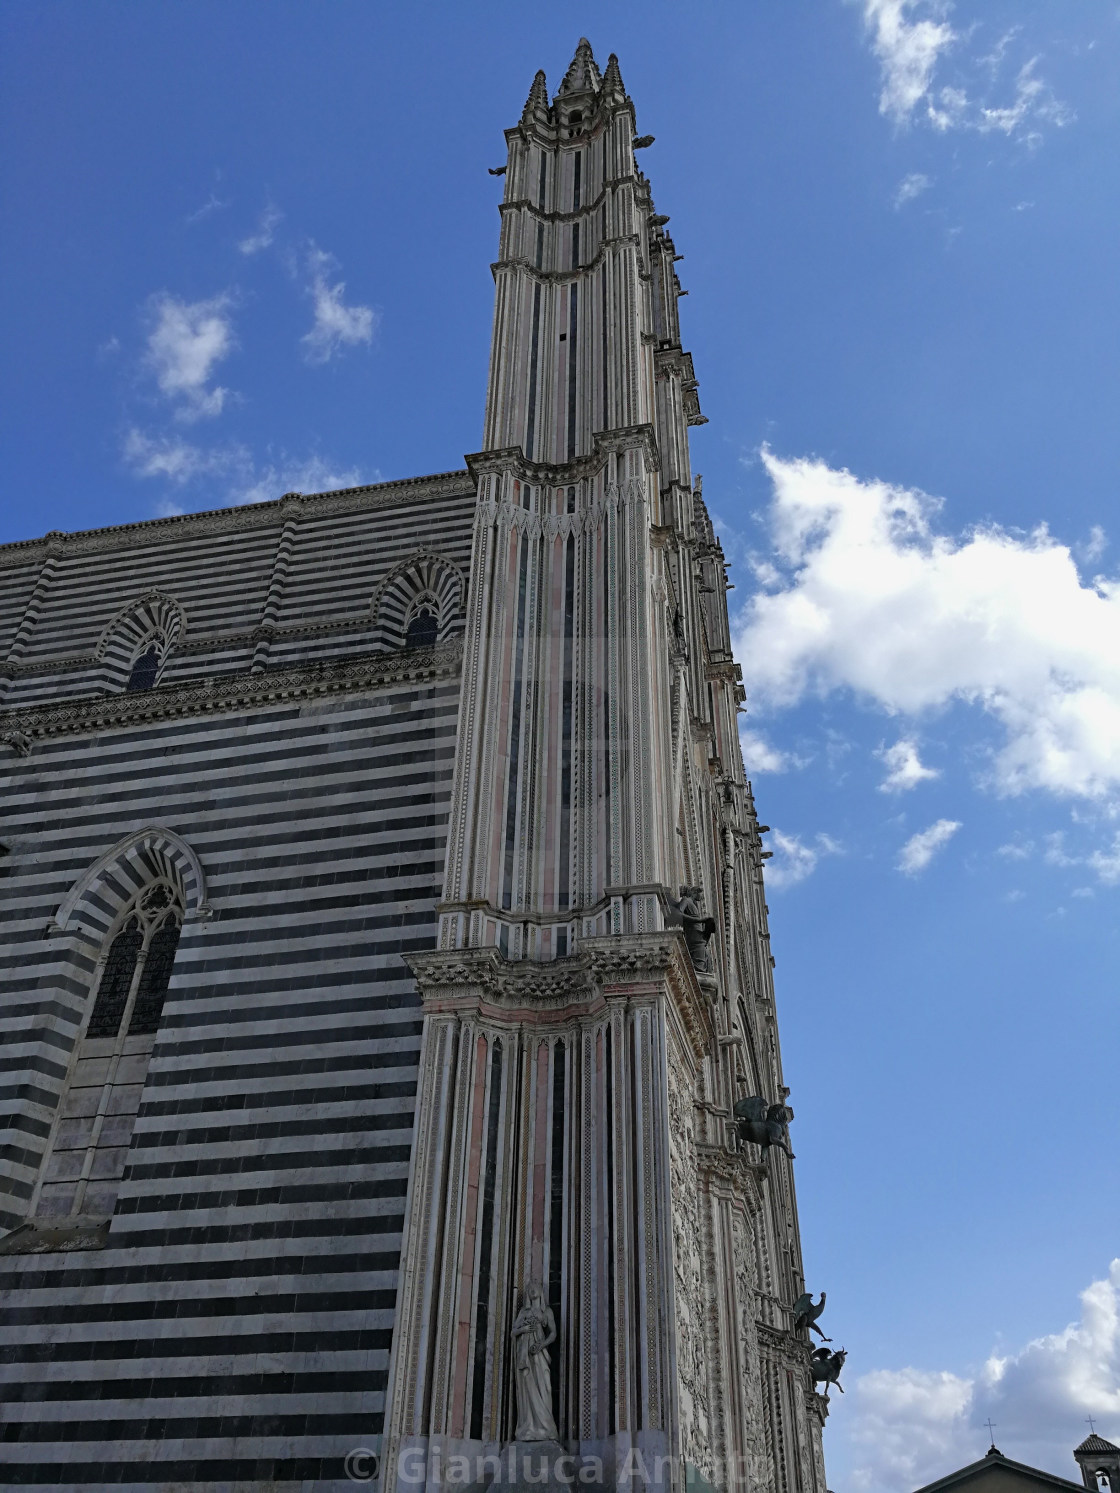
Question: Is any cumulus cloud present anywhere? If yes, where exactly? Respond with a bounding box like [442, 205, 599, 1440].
[846, 1260, 1120, 1493]
[894, 171, 932, 208]
[733, 450, 1120, 803]
[143, 292, 235, 421]
[858, 1, 1071, 141]
[898, 818, 961, 873]
[878, 736, 940, 792]
[765, 830, 842, 890]
[238, 205, 283, 255]
[301, 246, 376, 364]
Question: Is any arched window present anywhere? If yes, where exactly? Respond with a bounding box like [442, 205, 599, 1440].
[126, 643, 161, 692]
[405, 606, 439, 649]
[33, 881, 183, 1225]
[371, 551, 465, 651]
[95, 591, 185, 693]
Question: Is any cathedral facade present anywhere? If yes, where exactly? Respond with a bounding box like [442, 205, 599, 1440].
[0, 42, 828, 1493]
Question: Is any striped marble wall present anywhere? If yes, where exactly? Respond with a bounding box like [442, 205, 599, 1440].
[0, 474, 475, 1487]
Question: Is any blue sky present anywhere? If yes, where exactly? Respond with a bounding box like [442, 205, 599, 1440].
[2, 3, 1118, 1488]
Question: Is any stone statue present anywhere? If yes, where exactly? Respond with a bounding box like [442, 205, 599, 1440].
[792, 1291, 830, 1341]
[810, 1346, 846, 1400]
[733, 1094, 795, 1159]
[671, 885, 716, 973]
[511, 1281, 558, 1442]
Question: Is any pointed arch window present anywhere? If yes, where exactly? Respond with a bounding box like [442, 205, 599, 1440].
[405, 606, 439, 649]
[125, 643, 161, 692]
[33, 882, 183, 1225]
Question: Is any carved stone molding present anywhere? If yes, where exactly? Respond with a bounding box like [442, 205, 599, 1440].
[467, 424, 661, 487]
[0, 641, 463, 750]
[407, 930, 715, 1056]
[492, 232, 642, 286]
[695, 1141, 765, 1212]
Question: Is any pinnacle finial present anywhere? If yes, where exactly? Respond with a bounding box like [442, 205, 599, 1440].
[521, 69, 549, 124]
[557, 37, 601, 97]
[600, 51, 626, 104]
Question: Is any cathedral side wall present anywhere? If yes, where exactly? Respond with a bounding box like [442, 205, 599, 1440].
[0, 481, 475, 1487]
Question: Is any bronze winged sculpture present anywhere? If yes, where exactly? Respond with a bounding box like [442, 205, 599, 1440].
[792, 1291, 830, 1341]
[733, 1094, 795, 1159]
[810, 1347, 846, 1400]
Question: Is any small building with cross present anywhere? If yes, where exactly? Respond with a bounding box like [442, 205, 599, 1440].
[912, 1440, 1116, 1493]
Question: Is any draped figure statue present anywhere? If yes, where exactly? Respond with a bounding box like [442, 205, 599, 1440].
[511, 1282, 558, 1441]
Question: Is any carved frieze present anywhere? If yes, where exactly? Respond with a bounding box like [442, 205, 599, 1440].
[0, 641, 464, 750]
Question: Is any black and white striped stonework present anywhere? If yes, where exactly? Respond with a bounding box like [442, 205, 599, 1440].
[0, 475, 474, 1488]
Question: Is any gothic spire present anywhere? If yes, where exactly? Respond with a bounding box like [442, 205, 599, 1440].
[521, 68, 549, 125]
[600, 52, 626, 106]
[556, 36, 601, 96]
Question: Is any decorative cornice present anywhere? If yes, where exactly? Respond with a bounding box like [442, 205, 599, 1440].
[467, 425, 660, 487]
[407, 930, 715, 1057]
[498, 178, 635, 225]
[492, 233, 642, 286]
[0, 471, 475, 570]
[0, 641, 463, 750]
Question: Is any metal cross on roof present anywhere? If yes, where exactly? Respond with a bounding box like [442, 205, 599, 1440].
[985, 1420, 998, 1448]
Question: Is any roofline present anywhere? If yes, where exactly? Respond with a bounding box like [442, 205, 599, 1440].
[0, 468, 474, 566]
[914, 1452, 1088, 1493]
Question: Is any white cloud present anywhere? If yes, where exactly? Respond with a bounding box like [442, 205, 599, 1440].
[238, 205, 283, 255]
[1079, 526, 1108, 564]
[858, 2, 1071, 141]
[733, 451, 1120, 803]
[1087, 833, 1120, 884]
[877, 736, 940, 792]
[228, 453, 368, 507]
[301, 246, 376, 364]
[973, 58, 1074, 137]
[122, 429, 241, 484]
[846, 1260, 1120, 1493]
[898, 818, 961, 873]
[894, 171, 932, 207]
[185, 192, 228, 225]
[862, 0, 956, 126]
[740, 728, 790, 774]
[123, 429, 370, 508]
[143, 292, 235, 421]
[765, 829, 842, 890]
[996, 839, 1032, 861]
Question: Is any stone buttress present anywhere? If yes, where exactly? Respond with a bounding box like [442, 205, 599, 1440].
[382, 41, 828, 1493]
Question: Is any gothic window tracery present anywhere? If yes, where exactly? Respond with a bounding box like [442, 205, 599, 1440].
[404, 602, 439, 649]
[33, 881, 183, 1224]
[125, 642, 161, 692]
[95, 590, 185, 693]
[371, 552, 465, 650]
